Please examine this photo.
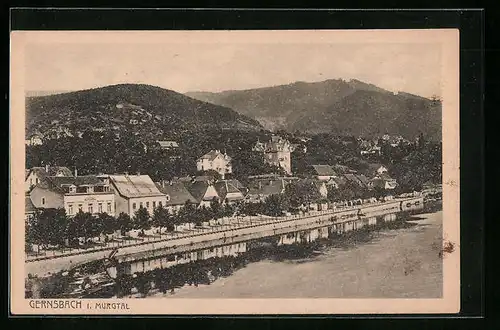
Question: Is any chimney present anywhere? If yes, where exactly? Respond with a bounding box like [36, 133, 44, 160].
[74, 167, 78, 177]
[45, 164, 49, 173]
[259, 181, 262, 190]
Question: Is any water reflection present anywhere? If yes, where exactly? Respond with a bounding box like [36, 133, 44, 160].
[28, 200, 441, 299]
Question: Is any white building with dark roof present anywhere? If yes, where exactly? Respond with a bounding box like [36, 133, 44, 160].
[29, 175, 115, 216]
[109, 174, 167, 216]
[196, 150, 232, 179]
[253, 135, 295, 175]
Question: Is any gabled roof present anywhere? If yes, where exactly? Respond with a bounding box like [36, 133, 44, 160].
[297, 178, 327, 194]
[155, 181, 197, 206]
[214, 180, 246, 201]
[310, 165, 337, 177]
[185, 181, 219, 202]
[109, 175, 164, 198]
[36, 175, 106, 194]
[343, 174, 366, 188]
[355, 174, 370, 186]
[46, 175, 105, 186]
[198, 150, 230, 161]
[331, 164, 352, 174]
[26, 166, 73, 180]
[25, 196, 36, 213]
[246, 178, 286, 198]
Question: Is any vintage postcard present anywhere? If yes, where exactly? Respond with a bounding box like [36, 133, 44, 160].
[10, 29, 460, 315]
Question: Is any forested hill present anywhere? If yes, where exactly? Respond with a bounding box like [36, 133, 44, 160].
[186, 79, 442, 141]
[25, 84, 263, 139]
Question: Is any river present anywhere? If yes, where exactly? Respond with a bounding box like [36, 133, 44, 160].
[144, 209, 442, 299]
[28, 202, 442, 299]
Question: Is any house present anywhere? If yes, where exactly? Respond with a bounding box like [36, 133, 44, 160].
[253, 135, 295, 175]
[299, 178, 328, 199]
[109, 174, 167, 216]
[156, 140, 179, 150]
[155, 180, 197, 213]
[25, 133, 43, 146]
[365, 163, 388, 177]
[245, 177, 288, 203]
[325, 176, 346, 189]
[214, 179, 247, 204]
[196, 150, 232, 179]
[370, 173, 397, 190]
[184, 179, 221, 208]
[25, 195, 37, 222]
[343, 173, 367, 189]
[355, 174, 371, 189]
[25, 165, 74, 192]
[29, 175, 115, 217]
[308, 165, 338, 181]
[360, 145, 382, 156]
[332, 164, 354, 175]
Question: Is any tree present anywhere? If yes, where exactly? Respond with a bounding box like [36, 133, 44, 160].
[134, 207, 151, 231]
[117, 212, 133, 236]
[30, 208, 68, 247]
[285, 181, 321, 210]
[99, 213, 117, 235]
[152, 205, 171, 235]
[263, 194, 289, 217]
[179, 200, 196, 226]
[71, 211, 95, 243]
[210, 197, 223, 219]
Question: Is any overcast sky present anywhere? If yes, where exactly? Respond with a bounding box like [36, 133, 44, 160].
[24, 31, 442, 98]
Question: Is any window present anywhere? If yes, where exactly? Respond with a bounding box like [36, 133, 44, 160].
[98, 203, 103, 213]
[68, 204, 73, 215]
[88, 204, 93, 213]
[153, 201, 156, 208]
[36, 178, 39, 184]
[76, 186, 87, 193]
[165, 195, 170, 202]
[132, 203, 137, 210]
[94, 185, 104, 193]
[41, 197, 45, 205]
[107, 202, 112, 213]
[146, 201, 150, 208]
[158, 201, 162, 207]
[78, 204, 83, 212]
[140, 202, 143, 208]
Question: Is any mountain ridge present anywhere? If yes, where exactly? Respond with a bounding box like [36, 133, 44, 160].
[25, 83, 264, 140]
[185, 78, 441, 141]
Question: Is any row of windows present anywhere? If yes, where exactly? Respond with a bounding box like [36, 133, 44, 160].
[132, 200, 164, 211]
[62, 185, 111, 194]
[67, 202, 113, 215]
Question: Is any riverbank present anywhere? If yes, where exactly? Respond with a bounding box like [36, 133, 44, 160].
[25, 197, 421, 277]
[152, 210, 443, 298]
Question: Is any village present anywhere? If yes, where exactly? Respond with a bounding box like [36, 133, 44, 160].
[24, 133, 441, 261]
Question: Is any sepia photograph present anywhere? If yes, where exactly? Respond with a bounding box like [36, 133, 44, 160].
[10, 29, 460, 314]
